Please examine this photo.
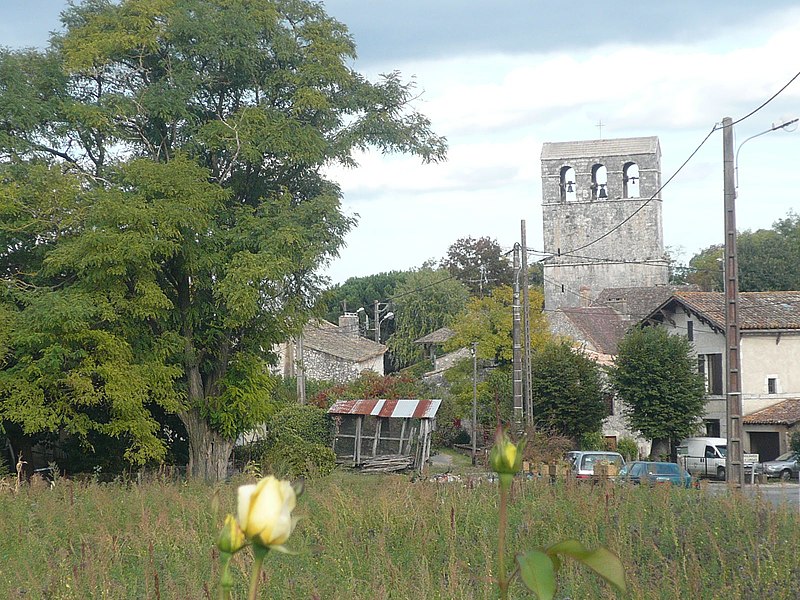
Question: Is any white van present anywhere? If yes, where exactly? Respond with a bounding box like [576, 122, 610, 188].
[677, 437, 727, 480]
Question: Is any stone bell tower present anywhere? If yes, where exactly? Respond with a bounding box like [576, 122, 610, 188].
[540, 136, 669, 311]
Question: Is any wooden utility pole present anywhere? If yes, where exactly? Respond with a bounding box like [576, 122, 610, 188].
[296, 333, 306, 405]
[520, 221, 533, 425]
[512, 243, 523, 424]
[471, 341, 478, 466]
[722, 116, 743, 488]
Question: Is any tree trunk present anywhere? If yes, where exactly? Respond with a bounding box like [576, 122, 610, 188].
[181, 406, 233, 482]
[650, 437, 671, 461]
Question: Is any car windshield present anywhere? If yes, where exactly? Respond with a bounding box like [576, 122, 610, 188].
[580, 454, 623, 469]
[651, 463, 679, 475]
[774, 452, 798, 462]
[717, 445, 727, 457]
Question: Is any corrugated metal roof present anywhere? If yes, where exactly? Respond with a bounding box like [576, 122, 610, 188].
[328, 399, 442, 419]
[743, 399, 800, 425]
[541, 137, 659, 160]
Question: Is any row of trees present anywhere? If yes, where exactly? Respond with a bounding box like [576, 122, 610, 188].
[677, 211, 800, 291]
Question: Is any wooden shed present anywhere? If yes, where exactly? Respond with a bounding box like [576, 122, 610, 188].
[328, 399, 442, 472]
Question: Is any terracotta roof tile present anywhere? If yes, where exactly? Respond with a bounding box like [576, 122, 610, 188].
[560, 306, 627, 355]
[674, 291, 800, 330]
[413, 327, 456, 345]
[743, 399, 800, 425]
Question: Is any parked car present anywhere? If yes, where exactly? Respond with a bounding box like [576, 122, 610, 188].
[617, 461, 692, 488]
[677, 437, 727, 480]
[569, 451, 625, 480]
[759, 451, 800, 481]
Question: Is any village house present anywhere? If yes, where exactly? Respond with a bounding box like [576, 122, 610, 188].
[273, 314, 386, 382]
[644, 290, 800, 461]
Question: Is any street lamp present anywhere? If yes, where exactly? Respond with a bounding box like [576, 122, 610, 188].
[373, 300, 393, 344]
[735, 117, 798, 191]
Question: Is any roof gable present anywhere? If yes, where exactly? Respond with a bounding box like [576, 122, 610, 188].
[652, 291, 800, 331]
[302, 320, 386, 362]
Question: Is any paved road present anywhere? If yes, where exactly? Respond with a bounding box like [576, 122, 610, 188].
[704, 481, 800, 510]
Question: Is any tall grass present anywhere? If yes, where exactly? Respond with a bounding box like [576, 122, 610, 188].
[1, 473, 798, 599]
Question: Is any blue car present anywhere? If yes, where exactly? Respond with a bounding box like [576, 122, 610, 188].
[617, 461, 693, 488]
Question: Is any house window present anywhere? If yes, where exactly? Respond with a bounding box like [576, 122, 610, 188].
[698, 353, 723, 395]
[687, 320, 694, 341]
[704, 419, 721, 437]
[604, 393, 615, 416]
[767, 377, 778, 394]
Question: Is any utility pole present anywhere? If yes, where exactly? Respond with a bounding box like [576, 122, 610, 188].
[512, 243, 523, 424]
[471, 341, 478, 466]
[296, 333, 306, 405]
[521, 220, 533, 426]
[722, 116, 743, 488]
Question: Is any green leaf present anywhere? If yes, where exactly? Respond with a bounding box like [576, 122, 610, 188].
[546, 539, 626, 593]
[517, 550, 557, 600]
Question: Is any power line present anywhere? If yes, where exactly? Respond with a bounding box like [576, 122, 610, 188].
[386, 272, 459, 301]
[550, 124, 719, 258]
[730, 69, 800, 127]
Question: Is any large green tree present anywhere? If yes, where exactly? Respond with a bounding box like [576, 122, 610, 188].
[386, 267, 468, 369]
[610, 326, 706, 458]
[529, 340, 607, 439]
[0, 0, 445, 480]
[440, 236, 514, 296]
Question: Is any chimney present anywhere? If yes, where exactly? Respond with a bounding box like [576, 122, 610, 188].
[338, 313, 360, 338]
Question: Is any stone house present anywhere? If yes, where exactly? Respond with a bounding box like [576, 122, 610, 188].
[273, 314, 386, 382]
[643, 290, 800, 461]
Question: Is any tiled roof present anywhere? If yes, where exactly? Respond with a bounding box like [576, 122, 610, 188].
[560, 306, 627, 355]
[414, 327, 456, 345]
[672, 291, 800, 330]
[541, 137, 659, 160]
[743, 399, 800, 425]
[592, 285, 694, 322]
[303, 320, 386, 362]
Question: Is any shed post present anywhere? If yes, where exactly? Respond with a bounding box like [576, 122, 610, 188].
[399, 419, 407, 454]
[354, 416, 363, 466]
[372, 418, 382, 457]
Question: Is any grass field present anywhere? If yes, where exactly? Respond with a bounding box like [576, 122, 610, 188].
[1, 471, 799, 599]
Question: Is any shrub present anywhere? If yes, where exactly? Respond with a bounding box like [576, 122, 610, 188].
[268, 404, 331, 447]
[524, 426, 573, 463]
[262, 433, 336, 479]
[580, 431, 606, 451]
[617, 436, 639, 461]
[790, 431, 800, 453]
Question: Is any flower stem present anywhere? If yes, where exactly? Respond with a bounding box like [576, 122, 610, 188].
[219, 553, 233, 600]
[248, 545, 269, 600]
[498, 476, 510, 600]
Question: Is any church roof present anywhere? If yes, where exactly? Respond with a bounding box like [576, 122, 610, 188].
[541, 136, 660, 160]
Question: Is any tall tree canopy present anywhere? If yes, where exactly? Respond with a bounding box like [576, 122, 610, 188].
[440, 236, 513, 296]
[685, 211, 800, 292]
[610, 326, 706, 458]
[529, 340, 607, 439]
[0, 0, 445, 480]
[386, 267, 468, 369]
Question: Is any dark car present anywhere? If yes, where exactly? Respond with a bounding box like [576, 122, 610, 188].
[617, 461, 692, 488]
[760, 451, 800, 481]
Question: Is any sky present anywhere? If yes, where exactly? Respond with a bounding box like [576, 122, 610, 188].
[3, 1, 800, 284]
